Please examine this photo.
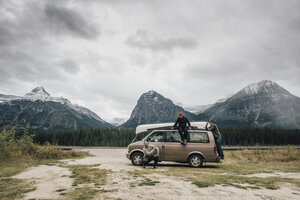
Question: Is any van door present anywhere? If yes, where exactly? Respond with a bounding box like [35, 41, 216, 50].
[163, 131, 188, 162]
[147, 131, 165, 160]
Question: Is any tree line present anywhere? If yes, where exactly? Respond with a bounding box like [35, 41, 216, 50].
[221, 127, 300, 146]
[26, 127, 300, 146]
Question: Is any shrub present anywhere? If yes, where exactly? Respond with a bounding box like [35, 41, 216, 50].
[0, 128, 81, 162]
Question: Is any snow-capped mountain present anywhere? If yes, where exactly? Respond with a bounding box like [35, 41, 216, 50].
[122, 80, 300, 129]
[0, 87, 112, 130]
[0, 87, 71, 105]
[181, 104, 213, 114]
[109, 117, 127, 127]
[198, 80, 300, 128]
[121, 90, 196, 129]
[181, 93, 233, 114]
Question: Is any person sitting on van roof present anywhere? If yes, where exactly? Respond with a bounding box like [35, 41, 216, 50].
[142, 140, 159, 168]
[205, 120, 224, 159]
[173, 112, 191, 145]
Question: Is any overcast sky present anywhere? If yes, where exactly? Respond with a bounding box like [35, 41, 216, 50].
[0, 0, 299, 122]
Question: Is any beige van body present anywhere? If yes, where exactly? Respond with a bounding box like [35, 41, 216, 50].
[126, 129, 221, 167]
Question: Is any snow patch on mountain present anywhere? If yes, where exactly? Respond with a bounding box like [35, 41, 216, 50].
[179, 93, 233, 114]
[26, 87, 50, 96]
[71, 104, 106, 123]
[109, 117, 127, 127]
[148, 90, 155, 96]
[242, 80, 277, 95]
[0, 87, 107, 124]
[180, 104, 212, 114]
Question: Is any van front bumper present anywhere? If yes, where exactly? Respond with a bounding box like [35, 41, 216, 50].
[126, 153, 130, 159]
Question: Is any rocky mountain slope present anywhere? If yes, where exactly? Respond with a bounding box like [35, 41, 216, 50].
[0, 87, 112, 130]
[121, 90, 196, 129]
[198, 80, 300, 129]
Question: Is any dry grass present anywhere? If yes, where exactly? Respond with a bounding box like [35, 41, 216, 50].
[60, 186, 99, 200]
[173, 148, 300, 189]
[0, 178, 36, 199]
[59, 164, 112, 200]
[130, 148, 300, 190]
[191, 174, 300, 190]
[227, 147, 299, 163]
[65, 164, 109, 187]
[0, 129, 90, 200]
[137, 178, 160, 186]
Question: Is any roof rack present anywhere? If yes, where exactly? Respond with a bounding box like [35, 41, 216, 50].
[136, 122, 208, 135]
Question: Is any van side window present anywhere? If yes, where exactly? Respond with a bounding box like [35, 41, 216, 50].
[148, 132, 164, 142]
[165, 131, 182, 142]
[190, 132, 209, 143]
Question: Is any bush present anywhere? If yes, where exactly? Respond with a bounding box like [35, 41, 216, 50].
[0, 128, 81, 162]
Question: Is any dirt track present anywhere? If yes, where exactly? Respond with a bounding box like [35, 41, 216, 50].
[14, 148, 300, 200]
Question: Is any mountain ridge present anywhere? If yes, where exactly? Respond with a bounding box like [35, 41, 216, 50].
[1, 80, 299, 130]
[197, 80, 300, 129]
[121, 80, 300, 129]
[0, 87, 112, 130]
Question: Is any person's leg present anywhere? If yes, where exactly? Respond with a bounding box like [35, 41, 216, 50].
[153, 156, 158, 168]
[142, 156, 150, 167]
[183, 127, 188, 144]
[216, 136, 224, 159]
[178, 126, 184, 142]
[147, 156, 155, 167]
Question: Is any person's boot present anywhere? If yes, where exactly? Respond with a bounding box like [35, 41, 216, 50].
[183, 139, 187, 145]
[153, 165, 157, 169]
[221, 155, 224, 159]
[180, 140, 184, 144]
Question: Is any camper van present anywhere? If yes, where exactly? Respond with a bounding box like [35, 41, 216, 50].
[126, 122, 221, 168]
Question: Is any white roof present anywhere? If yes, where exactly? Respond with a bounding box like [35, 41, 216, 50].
[136, 121, 208, 135]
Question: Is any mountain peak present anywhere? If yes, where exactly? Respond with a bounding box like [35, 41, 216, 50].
[145, 90, 158, 96]
[241, 80, 281, 95]
[26, 87, 51, 96]
[122, 90, 196, 128]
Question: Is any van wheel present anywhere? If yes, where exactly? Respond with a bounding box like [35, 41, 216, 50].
[188, 154, 203, 168]
[131, 152, 144, 166]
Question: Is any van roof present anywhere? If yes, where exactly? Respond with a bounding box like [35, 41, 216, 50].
[136, 122, 208, 135]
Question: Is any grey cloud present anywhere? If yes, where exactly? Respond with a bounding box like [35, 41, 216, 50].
[126, 29, 197, 51]
[59, 59, 80, 74]
[1, 0, 300, 121]
[0, 47, 65, 84]
[0, 20, 12, 46]
[44, 4, 100, 39]
[0, 1, 96, 86]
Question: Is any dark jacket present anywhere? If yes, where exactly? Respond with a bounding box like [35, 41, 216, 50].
[205, 124, 221, 138]
[173, 116, 191, 128]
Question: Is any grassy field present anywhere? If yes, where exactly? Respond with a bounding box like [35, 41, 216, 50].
[59, 164, 114, 199]
[1, 147, 300, 199]
[130, 147, 300, 190]
[0, 129, 89, 199]
[1, 127, 299, 200]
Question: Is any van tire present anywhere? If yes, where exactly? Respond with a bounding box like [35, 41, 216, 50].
[131, 152, 144, 166]
[188, 154, 203, 168]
